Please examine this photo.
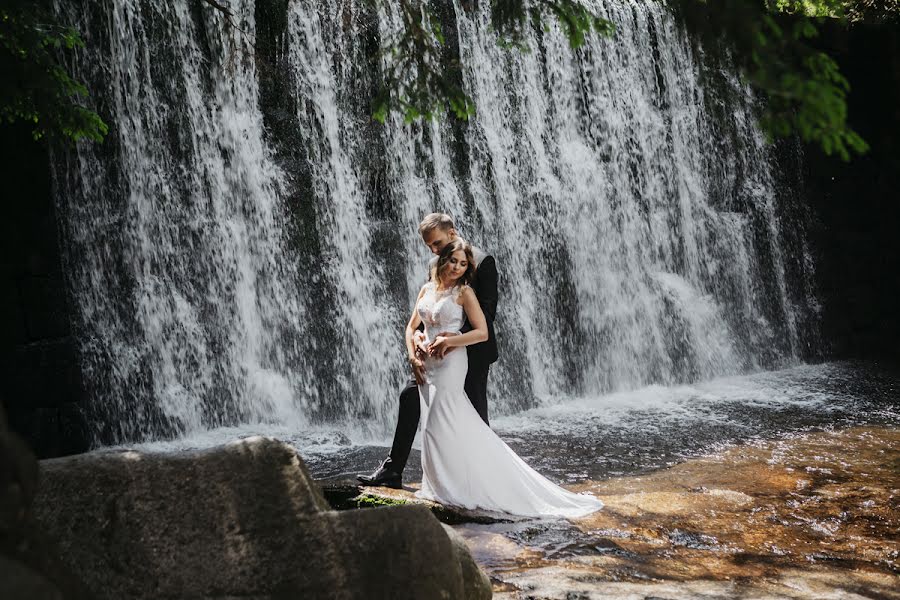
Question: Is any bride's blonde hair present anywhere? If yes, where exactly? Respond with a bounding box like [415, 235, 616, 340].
[431, 239, 476, 287]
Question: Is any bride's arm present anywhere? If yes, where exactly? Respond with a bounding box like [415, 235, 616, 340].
[406, 286, 428, 383]
[429, 287, 488, 355]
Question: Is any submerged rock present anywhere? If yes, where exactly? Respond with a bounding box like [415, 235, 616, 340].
[34, 437, 490, 599]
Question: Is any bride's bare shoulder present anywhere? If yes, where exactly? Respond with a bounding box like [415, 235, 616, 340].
[455, 284, 475, 303]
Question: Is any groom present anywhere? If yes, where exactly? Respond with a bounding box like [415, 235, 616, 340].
[358, 213, 499, 489]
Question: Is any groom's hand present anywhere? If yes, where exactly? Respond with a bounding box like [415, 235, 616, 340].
[432, 331, 458, 358]
[409, 356, 426, 385]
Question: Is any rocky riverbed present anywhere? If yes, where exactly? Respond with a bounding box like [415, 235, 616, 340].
[350, 427, 899, 599]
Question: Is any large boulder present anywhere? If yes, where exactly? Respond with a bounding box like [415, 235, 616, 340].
[33, 437, 491, 599]
[0, 405, 93, 600]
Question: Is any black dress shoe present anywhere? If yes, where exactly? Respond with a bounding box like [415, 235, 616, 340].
[357, 464, 403, 489]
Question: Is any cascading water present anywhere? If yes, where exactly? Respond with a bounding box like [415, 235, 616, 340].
[445, 0, 819, 406]
[51, 0, 316, 442]
[51, 0, 819, 446]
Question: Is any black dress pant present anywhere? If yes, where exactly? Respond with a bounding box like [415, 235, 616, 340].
[384, 361, 490, 474]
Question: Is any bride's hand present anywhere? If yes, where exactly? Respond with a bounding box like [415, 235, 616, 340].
[430, 331, 458, 358]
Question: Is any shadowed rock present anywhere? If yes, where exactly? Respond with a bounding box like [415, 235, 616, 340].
[33, 436, 490, 599]
[0, 405, 93, 600]
[442, 524, 492, 600]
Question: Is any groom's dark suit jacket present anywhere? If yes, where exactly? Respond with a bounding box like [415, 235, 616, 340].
[427, 246, 498, 366]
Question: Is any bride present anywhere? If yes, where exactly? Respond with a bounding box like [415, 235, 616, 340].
[407, 238, 602, 518]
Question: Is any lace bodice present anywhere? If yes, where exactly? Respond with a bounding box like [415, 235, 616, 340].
[417, 282, 466, 342]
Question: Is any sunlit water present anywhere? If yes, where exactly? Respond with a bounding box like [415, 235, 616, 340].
[127, 361, 899, 483]
[457, 424, 900, 598]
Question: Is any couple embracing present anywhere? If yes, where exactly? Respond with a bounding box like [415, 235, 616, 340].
[359, 213, 602, 518]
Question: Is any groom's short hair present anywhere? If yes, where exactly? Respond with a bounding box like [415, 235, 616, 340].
[418, 213, 455, 235]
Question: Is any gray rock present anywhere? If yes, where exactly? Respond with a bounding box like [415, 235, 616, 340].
[442, 524, 492, 600]
[34, 436, 491, 600]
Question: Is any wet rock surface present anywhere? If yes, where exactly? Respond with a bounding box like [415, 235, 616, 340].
[446, 427, 899, 599]
[318, 475, 518, 524]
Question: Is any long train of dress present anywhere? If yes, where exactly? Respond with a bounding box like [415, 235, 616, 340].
[415, 283, 602, 518]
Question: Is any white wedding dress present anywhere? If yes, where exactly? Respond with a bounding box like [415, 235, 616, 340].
[414, 282, 603, 518]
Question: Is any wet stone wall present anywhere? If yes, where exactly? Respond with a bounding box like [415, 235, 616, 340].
[804, 21, 900, 364]
[0, 125, 89, 458]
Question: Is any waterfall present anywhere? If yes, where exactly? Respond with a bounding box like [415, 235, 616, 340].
[51, 0, 315, 442]
[51, 0, 819, 445]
